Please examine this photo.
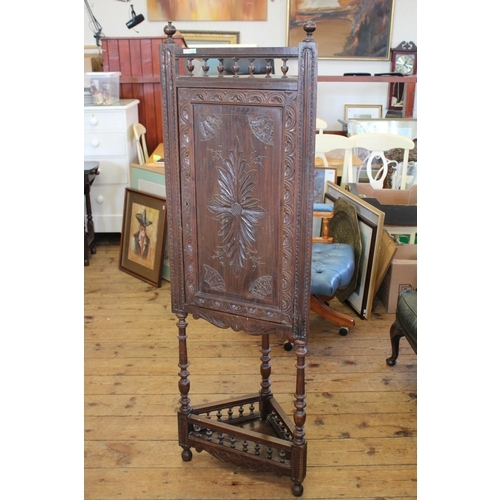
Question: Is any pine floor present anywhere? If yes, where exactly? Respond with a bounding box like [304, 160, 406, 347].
[84, 234, 417, 500]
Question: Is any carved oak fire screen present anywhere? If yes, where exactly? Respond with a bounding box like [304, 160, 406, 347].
[160, 22, 318, 497]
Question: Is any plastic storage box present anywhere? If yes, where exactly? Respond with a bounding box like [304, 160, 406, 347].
[86, 72, 121, 105]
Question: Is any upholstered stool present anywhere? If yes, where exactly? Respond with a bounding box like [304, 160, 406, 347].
[286, 242, 356, 349]
[311, 243, 355, 297]
[386, 289, 417, 366]
[310, 242, 355, 336]
[285, 201, 358, 351]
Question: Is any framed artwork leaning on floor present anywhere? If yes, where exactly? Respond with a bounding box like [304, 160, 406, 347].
[325, 182, 385, 319]
[119, 188, 167, 287]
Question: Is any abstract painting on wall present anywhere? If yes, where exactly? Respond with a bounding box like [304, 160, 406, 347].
[147, 0, 267, 21]
[287, 0, 394, 59]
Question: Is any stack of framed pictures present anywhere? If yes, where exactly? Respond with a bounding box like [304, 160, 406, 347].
[325, 182, 386, 320]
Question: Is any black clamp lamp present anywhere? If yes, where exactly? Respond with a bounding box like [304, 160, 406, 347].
[126, 4, 144, 29]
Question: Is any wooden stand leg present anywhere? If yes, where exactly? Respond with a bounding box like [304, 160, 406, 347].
[291, 340, 307, 497]
[84, 225, 90, 266]
[259, 334, 272, 417]
[176, 313, 192, 461]
[84, 176, 96, 264]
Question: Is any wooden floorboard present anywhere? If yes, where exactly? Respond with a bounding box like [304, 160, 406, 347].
[85, 236, 417, 499]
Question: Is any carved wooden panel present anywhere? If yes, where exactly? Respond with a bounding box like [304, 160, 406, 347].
[161, 29, 318, 342]
[179, 88, 297, 329]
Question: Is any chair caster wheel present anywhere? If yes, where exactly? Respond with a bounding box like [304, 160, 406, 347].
[283, 341, 294, 351]
[339, 327, 349, 336]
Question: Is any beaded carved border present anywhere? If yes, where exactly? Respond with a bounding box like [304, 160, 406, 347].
[178, 88, 298, 328]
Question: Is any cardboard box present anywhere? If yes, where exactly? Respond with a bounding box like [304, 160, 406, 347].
[348, 183, 417, 226]
[377, 244, 417, 313]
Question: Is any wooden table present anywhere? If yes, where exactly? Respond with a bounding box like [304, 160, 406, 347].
[84, 161, 99, 266]
[129, 142, 167, 197]
[131, 143, 165, 173]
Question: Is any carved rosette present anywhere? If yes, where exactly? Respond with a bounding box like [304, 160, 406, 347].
[178, 88, 297, 329]
[207, 138, 267, 277]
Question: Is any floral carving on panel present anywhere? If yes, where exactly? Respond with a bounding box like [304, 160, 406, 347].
[247, 115, 274, 145]
[199, 114, 223, 141]
[249, 276, 273, 299]
[208, 139, 266, 277]
[203, 264, 227, 291]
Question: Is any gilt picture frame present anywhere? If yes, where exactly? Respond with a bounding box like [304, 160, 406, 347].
[119, 188, 167, 287]
[287, 0, 395, 60]
[325, 182, 385, 319]
[180, 30, 240, 46]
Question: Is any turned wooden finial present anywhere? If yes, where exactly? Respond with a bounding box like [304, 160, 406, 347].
[164, 21, 177, 42]
[303, 21, 316, 41]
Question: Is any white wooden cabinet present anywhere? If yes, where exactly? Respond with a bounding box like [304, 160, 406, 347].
[84, 99, 139, 232]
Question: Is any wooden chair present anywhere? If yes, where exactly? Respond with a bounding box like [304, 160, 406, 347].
[160, 21, 318, 497]
[350, 133, 415, 189]
[312, 202, 334, 244]
[312, 134, 353, 244]
[133, 123, 149, 165]
[316, 117, 327, 133]
[315, 133, 355, 188]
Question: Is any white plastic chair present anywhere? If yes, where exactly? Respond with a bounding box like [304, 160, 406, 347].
[133, 123, 149, 165]
[350, 133, 415, 189]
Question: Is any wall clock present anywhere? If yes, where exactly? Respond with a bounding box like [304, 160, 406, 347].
[387, 41, 417, 112]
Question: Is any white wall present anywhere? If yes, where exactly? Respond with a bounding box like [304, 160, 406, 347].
[84, 0, 417, 131]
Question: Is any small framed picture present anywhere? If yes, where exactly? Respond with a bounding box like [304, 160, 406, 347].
[119, 188, 167, 287]
[344, 104, 383, 121]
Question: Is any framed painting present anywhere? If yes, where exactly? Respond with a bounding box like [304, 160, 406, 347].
[147, 0, 267, 21]
[325, 182, 385, 319]
[287, 0, 395, 60]
[180, 30, 240, 46]
[313, 167, 337, 203]
[344, 104, 383, 121]
[119, 188, 167, 287]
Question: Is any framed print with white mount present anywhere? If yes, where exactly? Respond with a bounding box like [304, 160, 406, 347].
[344, 104, 382, 121]
[387, 41, 417, 113]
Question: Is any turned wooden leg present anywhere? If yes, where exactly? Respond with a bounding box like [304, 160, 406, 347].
[259, 334, 272, 418]
[292, 482, 304, 497]
[291, 339, 307, 497]
[84, 226, 90, 266]
[176, 313, 192, 461]
[386, 320, 404, 366]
